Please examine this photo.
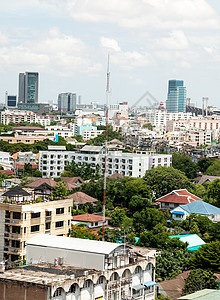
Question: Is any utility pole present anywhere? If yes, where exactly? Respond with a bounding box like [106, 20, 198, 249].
[102, 55, 110, 241]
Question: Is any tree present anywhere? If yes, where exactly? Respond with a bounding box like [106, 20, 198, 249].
[64, 160, 101, 180]
[69, 225, 100, 240]
[187, 241, 220, 272]
[50, 181, 68, 200]
[137, 224, 170, 248]
[133, 208, 166, 234]
[206, 179, 220, 207]
[205, 160, 220, 176]
[143, 167, 192, 198]
[183, 269, 218, 295]
[32, 170, 42, 177]
[172, 153, 198, 179]
[197, 157, 214, 174]
[143, 123, 153, 130]
[129, 195, 151, 214]
[156, 238, 190, 280]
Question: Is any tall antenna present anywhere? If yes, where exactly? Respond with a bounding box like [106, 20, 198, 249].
[102, 55, 110, 241]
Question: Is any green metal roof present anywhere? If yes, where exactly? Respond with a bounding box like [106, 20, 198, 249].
[169, 234, 205, 251]
[178, 289, 220, 299]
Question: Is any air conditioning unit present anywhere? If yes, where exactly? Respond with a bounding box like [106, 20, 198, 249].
[83, 271, 88, 276]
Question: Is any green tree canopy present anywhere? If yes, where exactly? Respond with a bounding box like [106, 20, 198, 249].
[183, 269, 218, 295]
[197, 157, 214, 174]
[137, 224, 170, 248]
[205, 160, 220, 176]
[187, 241, 220, 272]
[133, 207, 166, 234]
[144, 167, 192, 198]
[172, 153, 198, 179]
[64, 160, 101, 180]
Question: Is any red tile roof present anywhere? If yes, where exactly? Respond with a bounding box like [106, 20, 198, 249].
[68, 192, 98, 206]
[72, 213, 111, 222]
[0, 170, 15, 176]
[156, 189, 202, 204]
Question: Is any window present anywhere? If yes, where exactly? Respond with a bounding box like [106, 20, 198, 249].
[13, 212, 21, 220]
[31, 225, 40, 232]
[31, 212, 40, 219]
[46, 211, 51, 216]
[46, 222, 51, 230]
[56, 208, 64, 215]
[5, 211, 10, 218]
[11, 240, 20, 248]
[97, 276, 104, 284]
[24, 227, 26, 234]
[54, 288, 62, 297]
[12, 226, 20, 234]
[68, 220, 70, 226]
[68, 207, 71, 213]
[56, 221, 64, 228]
[83, 281, 91, 288]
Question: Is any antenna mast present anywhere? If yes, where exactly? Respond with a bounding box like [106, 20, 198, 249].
[102, 55, 110, 241]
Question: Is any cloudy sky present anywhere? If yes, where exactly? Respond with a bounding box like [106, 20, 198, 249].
[0, 0, 220, 107]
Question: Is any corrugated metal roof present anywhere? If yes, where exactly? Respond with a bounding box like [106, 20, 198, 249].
[179, 200, 220, 215]
[26, 234, 123, 255]
[178, 289, 220, 299]
[80, 145, 103, 152]
[169, 234, 205, 249]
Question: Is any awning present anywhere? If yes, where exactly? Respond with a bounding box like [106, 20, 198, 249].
[132, 284, 145, 291]
[144, 281, 157, 288]
[171, 211, 184, 215]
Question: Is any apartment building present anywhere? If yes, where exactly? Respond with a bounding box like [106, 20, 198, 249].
[0, 236, 156, 300]
[39, 145, 172, 178]
[0, 133, 56, 144]
[0, 110, 36, 125]
[0, 199, 72, 261]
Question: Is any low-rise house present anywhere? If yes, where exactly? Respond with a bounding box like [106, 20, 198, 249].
[0, 169, 15, 176]
[193, 175, 220, 185]
[169, 234, 206, 252]
[171, 200, 220, 222]
[68, 192, 98, 208]
[156, 189, 202, 211]
[72, 213, 111, 230]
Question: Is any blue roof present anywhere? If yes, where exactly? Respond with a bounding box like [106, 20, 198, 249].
[144, 281, 157, 287]
[178, 200, 220, 215]
[169, 234, 205, 250]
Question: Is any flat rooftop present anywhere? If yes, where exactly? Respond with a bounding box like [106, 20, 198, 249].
[0, 264, 96, 286]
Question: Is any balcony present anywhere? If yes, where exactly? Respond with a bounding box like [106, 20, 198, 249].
[45, 230, 51, 234]
[10, 219, 21, 225]
[46, 216, 51, 221]
[10, 233, 20, 239]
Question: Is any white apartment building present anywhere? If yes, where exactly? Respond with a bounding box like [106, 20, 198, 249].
[82, 129, 104, 141]
[145, 110, 192, 128]
[0, 152, 13, 170]
[39, 145, 172, 178]
[0, 110, 36, 125]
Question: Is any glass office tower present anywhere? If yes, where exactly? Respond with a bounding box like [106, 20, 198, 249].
[18, 72, 39, 104]
[166, 80, 186, 113]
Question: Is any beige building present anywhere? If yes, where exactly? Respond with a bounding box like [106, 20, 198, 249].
[0, 110, 36, 125]
[0, 199, 72, 261]
[0, 132, 56, 144]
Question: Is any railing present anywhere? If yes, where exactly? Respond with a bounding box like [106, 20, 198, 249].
[10, 233, 20, 239]
[46, 216, 51, 221]
[45, 230, 51, 234]
[10, 219, 21, 225]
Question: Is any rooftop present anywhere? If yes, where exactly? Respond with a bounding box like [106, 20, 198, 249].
[169, 234, 205, 251]
[156, 189, 202, 204]
[176, 200, 220, 215]
[27, 234, 124, 256]
[68, 192, 98, 206]
[178, 289, 220, 300]
[72, 213, 111, 223]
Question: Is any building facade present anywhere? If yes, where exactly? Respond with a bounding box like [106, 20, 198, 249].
[0, 110, 36, 125]
[166, 80, 186, 113]
[0, 199, 72, 261]
[58, 93, 76, 113]
[18, 72, 39, 104]
[39, 145, 172, 178]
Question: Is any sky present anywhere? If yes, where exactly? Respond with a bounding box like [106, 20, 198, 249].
[0, 0, 220, 108]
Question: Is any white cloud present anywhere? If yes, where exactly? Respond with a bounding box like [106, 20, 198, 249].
[159, 30, 189, 50]
[100, 37, 121, 52]
[0, 32, 8, 44]
[0, 29, 103, 76]
[62, 0, 220, 30]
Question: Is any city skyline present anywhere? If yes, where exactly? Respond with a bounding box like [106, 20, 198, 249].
[0, 1, 220, 107]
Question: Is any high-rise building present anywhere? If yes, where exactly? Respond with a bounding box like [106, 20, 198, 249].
[18, 72, 39, 104]
[5, 92, 17, 108]
[166, 79, 186, 113]
[58, 92, 76, 113]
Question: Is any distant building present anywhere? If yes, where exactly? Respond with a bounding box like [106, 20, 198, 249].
[39, 145, 172, 178]
[58, 92, 76, 113]
[166, 80, 186, 113]
[5, 94, 17, 108]
[0, 109, 36, 125]
[18, 72, 39, 104]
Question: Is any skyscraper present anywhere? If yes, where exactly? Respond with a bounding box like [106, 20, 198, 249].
[58, 92, 76, 113]
[166, 79, 186, 113]
[18, 72, 39, 104]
